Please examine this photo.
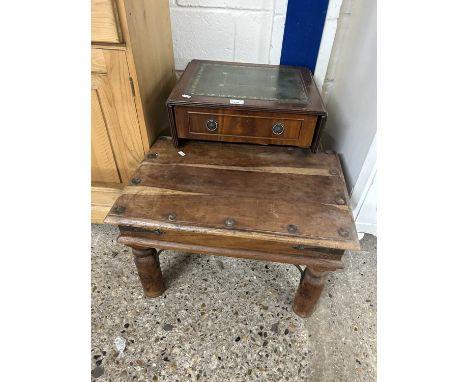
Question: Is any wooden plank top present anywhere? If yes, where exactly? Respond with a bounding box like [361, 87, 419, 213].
[105, 137, 360, 251]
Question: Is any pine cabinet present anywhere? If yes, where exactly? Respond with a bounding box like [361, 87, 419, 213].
[91, 0, 176, 223]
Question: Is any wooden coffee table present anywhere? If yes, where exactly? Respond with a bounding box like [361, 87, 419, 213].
[105, 137, 360, 318]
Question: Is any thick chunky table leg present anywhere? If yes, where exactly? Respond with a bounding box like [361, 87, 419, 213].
[132, 247, 165, 297]
[293, 266, 329, 318]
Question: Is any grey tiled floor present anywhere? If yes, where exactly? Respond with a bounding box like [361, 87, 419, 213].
[91, 224, 376, 381]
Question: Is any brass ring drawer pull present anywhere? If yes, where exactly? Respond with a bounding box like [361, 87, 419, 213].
[206, 119, 218, 131]
[272, 122, 284, 135]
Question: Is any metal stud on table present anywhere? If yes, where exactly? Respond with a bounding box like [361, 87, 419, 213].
[338, 227, 350, 238]
[114, 206, 126, 215]
[224, 218, 236, 228]
[335, 197, 346, 205]
[287, 224, 298, 234]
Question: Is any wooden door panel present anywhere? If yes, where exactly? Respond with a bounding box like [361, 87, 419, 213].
[91, 0, 122, 43]
[91, 90, 121, 183]
[91, 49, 107, 74]
[91, 49, 144, 184]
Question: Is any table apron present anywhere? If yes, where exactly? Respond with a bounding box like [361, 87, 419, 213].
[117, 235, 344, 271]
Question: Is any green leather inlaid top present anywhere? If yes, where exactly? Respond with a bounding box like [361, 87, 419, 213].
[186, 62, 309, 103]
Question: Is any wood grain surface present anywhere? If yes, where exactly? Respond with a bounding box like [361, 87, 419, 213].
[118, 235, 344, 270]
[117, 0, 176, 148]
[293, 267, 329, 317]
[105, 138, 359, 251]
[91, 48, 107, 74]
[174, 106, 317, 147]
[91, 0, 122, 43]
[93, 49, 145, 183]
[132, 247, 165, 297]
[91, 91, 121, 183]
[118, 226, 344, 260]
[92, 182, 123, 223]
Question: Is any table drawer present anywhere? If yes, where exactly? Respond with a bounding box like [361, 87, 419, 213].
[92, 0, 122, 43]
[174, 106, 317, 147]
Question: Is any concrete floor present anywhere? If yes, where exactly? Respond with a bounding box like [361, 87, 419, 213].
[91, 224, 376, 382]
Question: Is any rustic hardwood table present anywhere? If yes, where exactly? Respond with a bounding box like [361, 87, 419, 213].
[105, 137, 360, 318]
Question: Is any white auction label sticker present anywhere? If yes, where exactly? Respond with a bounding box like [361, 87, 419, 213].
[178, 151, 186, 156]
[229, 99, 244, 105]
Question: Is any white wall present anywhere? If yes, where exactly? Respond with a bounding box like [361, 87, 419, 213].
[168, 0, 288, 70]
[314, 0, 344, 90]
[169, 0, 343, 73]
[320, 0, 377, 235]
[322, 0, 376, 190]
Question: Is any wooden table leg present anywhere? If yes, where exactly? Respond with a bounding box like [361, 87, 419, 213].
[293, 266, 329, 318]
[132, 247, 165, 297]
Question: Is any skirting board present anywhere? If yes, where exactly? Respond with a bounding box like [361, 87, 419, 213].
[351, 135, 377, 236]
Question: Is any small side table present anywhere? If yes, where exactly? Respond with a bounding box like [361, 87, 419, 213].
[105, 138, 360, 317]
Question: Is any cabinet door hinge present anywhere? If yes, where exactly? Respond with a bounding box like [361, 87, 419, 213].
[129, 77, 135, 97]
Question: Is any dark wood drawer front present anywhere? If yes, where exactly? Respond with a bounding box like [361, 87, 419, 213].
[174, 106, 317, 147]
[189, 111, 302, 139]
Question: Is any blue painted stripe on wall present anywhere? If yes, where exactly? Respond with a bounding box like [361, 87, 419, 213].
[280, 0, 329, 73]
